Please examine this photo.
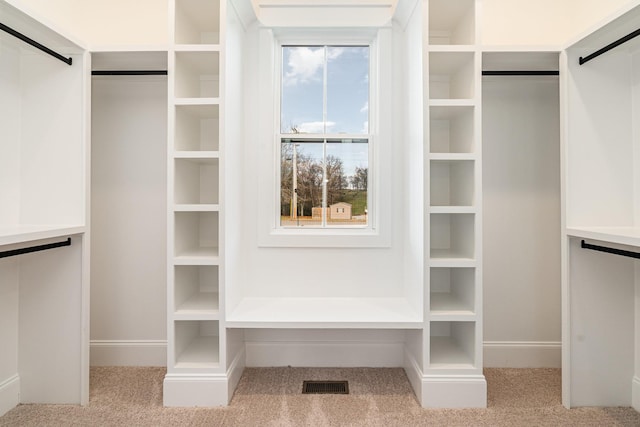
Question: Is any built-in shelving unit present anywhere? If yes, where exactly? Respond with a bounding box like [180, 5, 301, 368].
[0, 0, 89, 417]
[424, 0, 485, 408]
[562, 3, 640, 410]
[165, 0, 227, 407]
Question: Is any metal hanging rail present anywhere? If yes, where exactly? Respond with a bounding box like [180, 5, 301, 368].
[482, 70, 559, 76]
[0, 22, 73, 65]
[92, 70, 168, 76]
[0, 238, 71, 259]
[579, 27, 640, 65]
[581, 240, 640, 260]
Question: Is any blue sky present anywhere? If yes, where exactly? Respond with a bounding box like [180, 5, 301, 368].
[281, 46, 369, 177]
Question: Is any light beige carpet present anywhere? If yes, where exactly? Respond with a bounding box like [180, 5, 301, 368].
[1, 367, 640, 426]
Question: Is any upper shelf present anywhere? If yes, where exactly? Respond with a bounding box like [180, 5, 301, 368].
[1, 0, 86, 54]
[226, 297, 423, 329]
[566, 227, 640, 249]
[0, 225, 85, 247]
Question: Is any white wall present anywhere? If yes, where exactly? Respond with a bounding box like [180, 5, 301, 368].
[482, 0, 636, 46]
[90, 76, 167, 366]
[17, 0, 637, 48]
[482, 76, 561, 367]
[14, 0, 168, 48]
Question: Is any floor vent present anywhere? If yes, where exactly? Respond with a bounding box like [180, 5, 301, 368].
[302, 380, 349, 394]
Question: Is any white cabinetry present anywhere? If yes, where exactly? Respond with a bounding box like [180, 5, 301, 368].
[562, 2, 640, 409]
[424, 0, 485, 408]
[164, 0, 229, 407]
[0, 0, 88, 416]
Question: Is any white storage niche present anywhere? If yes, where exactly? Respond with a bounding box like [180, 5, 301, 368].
[175, 104, 220, 152]
[174, 320, 220, 368]
[175, 51, 220, 98]
[174, 265, 219, 316]
[429, 52, 475, 99]
[429, 106, 474, 153]
[174, 211, 219, 260]
[428, 0, 475, 45]
[90, 51, 168, 367]
[430, 213, 475, 259]
[430, 321, 476, 368]
[174, 0, 221, 45]
[430, 160, 474, 206]
[174, 157, 220, 205]
[430, 267, 475, 313]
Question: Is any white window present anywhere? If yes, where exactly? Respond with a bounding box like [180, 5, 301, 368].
[257, 28, 392, 247]
[278, 45, 371, 229]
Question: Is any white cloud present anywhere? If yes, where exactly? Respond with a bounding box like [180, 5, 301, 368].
[361, 121, 369, 133]
[283, 47, 345, 86]
[298, 121, 336, 133]
[360, 101, 369, 113]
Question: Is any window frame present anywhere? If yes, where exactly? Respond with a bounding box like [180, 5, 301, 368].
[257, 28, 392, 248]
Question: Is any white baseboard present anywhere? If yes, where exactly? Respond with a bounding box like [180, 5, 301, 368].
[245, 341, 404, 367]
[90, 340, 167, 366]
[227, 346, 246, 399]
[163, 373, 231, 407]
[632, 376, 640, 412]
[483, 341, 561, 368]
[88, 339, 560, 369]
[422, 375, 487, 408]
[403, 352, 486, 408]
[0, 374, 20, 417]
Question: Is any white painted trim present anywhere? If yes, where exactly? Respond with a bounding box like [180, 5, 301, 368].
[403, 349, 486, 408]
[422, 375, 487, 408]
[403, 350, 424, 403]
[88, 339, 560, 369]
[90, 340, 167, 367]
[0, 374, 20, 417]
[226, 346, 246, 399]
[633, 376, 640, 412]
[163, 373, 231, 407]
[245, 340, 404, 367]
[483, 341, 562, 368]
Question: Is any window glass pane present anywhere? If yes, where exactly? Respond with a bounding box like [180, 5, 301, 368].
[326, 46, 369, 134]
[325, 139, 368, 226]
[281, 140, 325, 226]
[281, 46, 325, 134]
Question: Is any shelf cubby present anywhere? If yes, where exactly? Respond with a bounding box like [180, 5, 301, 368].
[174, 320, 220, 368]
[429, 106, 474, 153]
[428, 0, 475, 45]
[430, 321, 476, 368]
[430, 267, 475, 314]
[174, 157, 219, 205]
[174, 51, 220, 99]
[174, 0, 221, 45]
[430, 213, 475, 260]
[174, 211, 219, 260]
[174, 265, 219, 317]
[175, 104, 219, 151]
[429, 52, 475, 100]
[430, 160, 474, 207]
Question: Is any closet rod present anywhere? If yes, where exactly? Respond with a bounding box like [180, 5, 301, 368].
[579, 27, 640, 65]
[482, 70, 559, 76]
[0, 22, 72, 65]
[0, 237, 71, 259]
[92, 70, 168, 76]
[581, 240, 640, 259]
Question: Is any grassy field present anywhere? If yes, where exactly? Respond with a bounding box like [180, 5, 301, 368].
[338, 189, 367, 216]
